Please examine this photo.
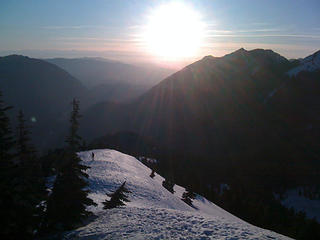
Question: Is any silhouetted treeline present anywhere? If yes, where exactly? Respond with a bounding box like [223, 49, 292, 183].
[0, 92, 97, 239]
[0, 92, 46, 239]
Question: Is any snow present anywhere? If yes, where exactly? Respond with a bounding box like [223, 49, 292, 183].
[63, 149, 291, 239]
[288, 50, 320, 76]
[45, 175, 56, 196]
[279, 188, 320, 223]
[265, 50, 320, 103]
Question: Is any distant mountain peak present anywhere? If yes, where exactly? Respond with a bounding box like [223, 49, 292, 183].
[288, 49, 320, 76]
[237, 47, 246, 52]
[201, 55, 217, 63]
[202, 55, 215, 60]
[2, 54, 30, 60]
[227, 48, 248, 57]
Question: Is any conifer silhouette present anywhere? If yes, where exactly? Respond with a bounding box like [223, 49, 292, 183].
[182, 188, 196, 208]
[150, 169, 155, 178]
[162, 179, 175, 194]
[103, 182, 131, 209]
[15, 110, 46, 237]
[0, 90, 17, 238]
[45, 98, 96, 231]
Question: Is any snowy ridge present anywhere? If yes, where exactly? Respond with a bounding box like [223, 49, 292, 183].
[63, 149, 291, 239]
[288, 50, 320, 76]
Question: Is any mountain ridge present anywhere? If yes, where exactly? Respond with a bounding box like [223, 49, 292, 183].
[62, 149, 291, 239]
[81, 48, 296, 151]
[288, 50, 320, 76]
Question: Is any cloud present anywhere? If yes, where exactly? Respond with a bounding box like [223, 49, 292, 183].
[207, 30, 233, 34]
[128, 25, 143, 30]
[207, 28, 285, 34]
[54, 37, 139, 43]
[235, 28, 285, 33]
[249, 22, 272, 26]
[48, 36, 142, 54]
[41, 25, 112, 30]
[206, 33, 320, 39]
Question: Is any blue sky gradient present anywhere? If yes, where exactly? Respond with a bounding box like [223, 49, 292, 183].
[1, 0, 319, 67]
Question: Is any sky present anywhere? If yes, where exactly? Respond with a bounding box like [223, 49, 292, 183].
[1, 0, 320, 68]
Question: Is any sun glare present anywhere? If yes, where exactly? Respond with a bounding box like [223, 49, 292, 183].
[142, 2, 206, 60]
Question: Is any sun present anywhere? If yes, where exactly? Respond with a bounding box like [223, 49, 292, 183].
[142, 2, 206, 60]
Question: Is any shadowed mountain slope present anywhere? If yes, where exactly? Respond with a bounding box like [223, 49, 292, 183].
[82, 48, 320, 188]
[82, 49, 296, 154]
[0, 55, 87, 149]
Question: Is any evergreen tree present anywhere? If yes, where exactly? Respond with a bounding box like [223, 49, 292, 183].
[0, 90, 17, 239]
[66, 98, 82, 151]
[182, 187, 196, 208]
[162, 178, 175, 194]
[44, 98, 96, 232]
[0, 91, 14, 164]
[16, 110, 35, 161]
[0, 94, 46, 239]
[15, 110, 46, 237]
[150, 169, 155, 178]
[16, 110, 39, 176]
[103, 182, 131, 209]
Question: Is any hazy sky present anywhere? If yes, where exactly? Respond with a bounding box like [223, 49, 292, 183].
[1, 0, 319, 68]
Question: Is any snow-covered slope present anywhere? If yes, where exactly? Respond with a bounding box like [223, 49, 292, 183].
[288, 50, 320, 76]
[63, 149, 291, 239]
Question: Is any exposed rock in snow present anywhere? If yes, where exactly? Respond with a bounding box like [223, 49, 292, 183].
[62, 149, 291, 239]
